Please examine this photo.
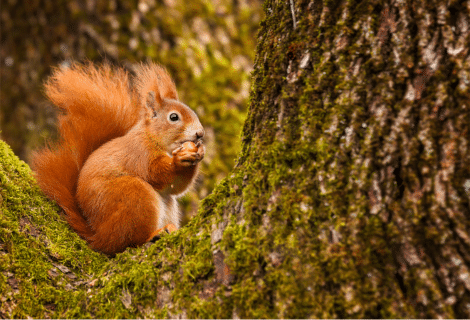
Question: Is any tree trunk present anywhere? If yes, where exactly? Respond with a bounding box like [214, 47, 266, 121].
[1, 0, 470, 318]
[226, 0, 470, 317]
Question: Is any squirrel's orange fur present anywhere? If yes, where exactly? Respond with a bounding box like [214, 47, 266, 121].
[32, 62, 205, 255]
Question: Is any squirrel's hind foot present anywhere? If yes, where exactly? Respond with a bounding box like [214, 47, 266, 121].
[148, 223, 178, 243]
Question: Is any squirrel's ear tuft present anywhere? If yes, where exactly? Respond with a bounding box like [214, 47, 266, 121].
[134, 62, 177, 108]
[145, 91, 161, 116]
[146, 91, 156, 108]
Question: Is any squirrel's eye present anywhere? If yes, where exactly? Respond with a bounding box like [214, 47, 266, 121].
[169, 113, 179, 122]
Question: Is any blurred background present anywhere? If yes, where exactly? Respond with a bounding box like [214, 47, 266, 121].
[0, 0, 264, 224]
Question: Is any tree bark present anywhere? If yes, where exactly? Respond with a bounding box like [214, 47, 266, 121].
[229, 0, 470, 317]
[1, 0, 470, 318]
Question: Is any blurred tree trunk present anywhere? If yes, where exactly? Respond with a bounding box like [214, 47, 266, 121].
[2, 0, 470, 318]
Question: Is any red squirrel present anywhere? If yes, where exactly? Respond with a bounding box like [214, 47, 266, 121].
[32, 62, 205, 255]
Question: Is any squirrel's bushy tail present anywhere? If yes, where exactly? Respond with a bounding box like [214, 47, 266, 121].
[31, 62, 141, 240]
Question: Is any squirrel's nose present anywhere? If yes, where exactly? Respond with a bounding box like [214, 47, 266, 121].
[196, 129, 205, 140]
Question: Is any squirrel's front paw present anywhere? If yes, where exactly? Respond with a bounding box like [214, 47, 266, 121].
[195, 140, 205, 161]
[172, 141, 204, 166]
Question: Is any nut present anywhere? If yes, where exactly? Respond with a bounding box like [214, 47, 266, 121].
[182, 141, 198, 152]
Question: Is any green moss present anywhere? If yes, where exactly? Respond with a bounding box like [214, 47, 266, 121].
[0, 140, 107, 318]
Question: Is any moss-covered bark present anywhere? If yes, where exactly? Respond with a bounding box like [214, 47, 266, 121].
[2, 0, 470, 318]
[0, 141, 107, 318]
[232, 0, 470, 317]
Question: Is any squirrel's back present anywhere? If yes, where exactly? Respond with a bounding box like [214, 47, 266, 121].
[31, 63, 141, 239]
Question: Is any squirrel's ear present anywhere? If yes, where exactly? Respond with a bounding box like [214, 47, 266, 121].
[145, 91, 161, 116]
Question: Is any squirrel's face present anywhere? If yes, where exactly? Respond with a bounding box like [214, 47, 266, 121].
[144, 92, 204, 155]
